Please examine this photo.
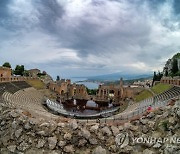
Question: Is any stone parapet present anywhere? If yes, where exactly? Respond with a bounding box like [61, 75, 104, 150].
[0, 77, 37, 83]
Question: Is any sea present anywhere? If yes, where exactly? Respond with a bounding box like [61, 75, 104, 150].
[70, 77, 99, 89]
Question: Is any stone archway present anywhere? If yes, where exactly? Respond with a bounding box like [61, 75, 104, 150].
[73, 88, 76, 95]
[109, 90, 115, 95]
[61, 90, 64, 95]
[109, 90, 115, 103]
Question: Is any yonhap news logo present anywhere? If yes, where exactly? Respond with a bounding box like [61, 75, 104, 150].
[115, 133, 129, 148]
[115, 133, 180, 147]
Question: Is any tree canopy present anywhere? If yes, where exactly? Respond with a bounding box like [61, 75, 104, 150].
[152, 71, 163, 85]
[2, 62, 11, 68]
[13, 65, 25, 76]
[86, 88, 97, 95]
[56, 76, 60, 81]
[172, 52, 180, 59]
[171, 58, 179, 74]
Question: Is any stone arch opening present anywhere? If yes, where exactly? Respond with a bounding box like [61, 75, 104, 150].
[109, 90, 115, 94]
[61, 90, 64, 95]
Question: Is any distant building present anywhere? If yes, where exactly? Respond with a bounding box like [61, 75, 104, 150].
[49, 79, 88, 101]
[96, 78, 135, 105]
[28, 69, 40, 77]
[49, 78, 137, 105]
[49, 79, 71, 95]
[0, 67, 12, 78]
[161, 76, 180, 86]
[133, 80, 152, 87]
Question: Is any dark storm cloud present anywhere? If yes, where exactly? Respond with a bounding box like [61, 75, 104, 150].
[32, 0, 65, 34]
[0, 0, 11, 18]
[173, 0, 180, 15]
[0, 0, 12, 29]
[146, 0, 165, 8]
[0, 0, 38, 32]
[31, 0, 152, 57]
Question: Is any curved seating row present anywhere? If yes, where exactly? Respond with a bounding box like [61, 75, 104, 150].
[104, 86, 180, 121]
[154, 86, 180, 102]
[0, 81, 31, 94]
[11, 81, 31, 89]
[1, 87, 60, 120]
[0, 82, 19, 94]
[2, 87, 43, 109]
[137, 86, 180, 111]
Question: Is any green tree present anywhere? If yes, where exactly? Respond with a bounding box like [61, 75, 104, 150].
[23, 70, 29, 77]
[2, 62, 11, 68]
[37, 73, 46, 77]
[172, 52, 180, 59]
[56, 76, 60, 81]
[42, 71, 47, 75]
[153, 71, 157, 81]
[171, 59, 178, 74]
[157, 71, 163, 81]
[86, 87, 97, 95]
[165, 69, 168, 77]
[13, 65, 25, 76]
[152, 71, 163, 86]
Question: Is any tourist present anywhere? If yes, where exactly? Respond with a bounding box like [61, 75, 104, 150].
[147, 105, 152, 112]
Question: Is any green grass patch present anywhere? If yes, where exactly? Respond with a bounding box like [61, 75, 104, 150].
[26, 79, 45, 89]
[135, 90, 153, 102]
[151, 83, 172, 95]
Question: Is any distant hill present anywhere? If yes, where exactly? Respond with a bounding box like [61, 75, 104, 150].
[163, 52, 180, 77]
[86, 72, 152, 81]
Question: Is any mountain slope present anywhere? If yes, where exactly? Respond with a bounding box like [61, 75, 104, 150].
[86, 72, 152, 81]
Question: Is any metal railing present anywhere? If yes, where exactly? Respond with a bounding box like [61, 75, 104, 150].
[45, 99, 120, 119]
[45, 89, 180, 123]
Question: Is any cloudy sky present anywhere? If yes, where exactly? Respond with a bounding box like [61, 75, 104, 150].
[0, 0, 180, 78]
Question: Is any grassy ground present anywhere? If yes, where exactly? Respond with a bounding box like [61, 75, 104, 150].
[26, 79, 45, 90]
[135, 83, 173, 102]
[151, 83, 173, 95]
[135, 90, 153, 102]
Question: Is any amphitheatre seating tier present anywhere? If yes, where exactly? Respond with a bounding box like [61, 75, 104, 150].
[0, 87, 4, 95]
[0, 81, 32, 94]
[1, 87, 59, 120]
[1, 82, 180, 123]
[136, 86, 180, 111]
[90, 86, 180, 123]
[11, 81, 31, 89]
[0, 82, 19, 94]
[2, 87, 43, 109]
[154, 86, 180, 102]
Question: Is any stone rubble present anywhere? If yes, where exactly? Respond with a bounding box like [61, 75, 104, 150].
[0, 100, 180, 153]
[48, 136, 58, 150]
[92, 146, 107, 154]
